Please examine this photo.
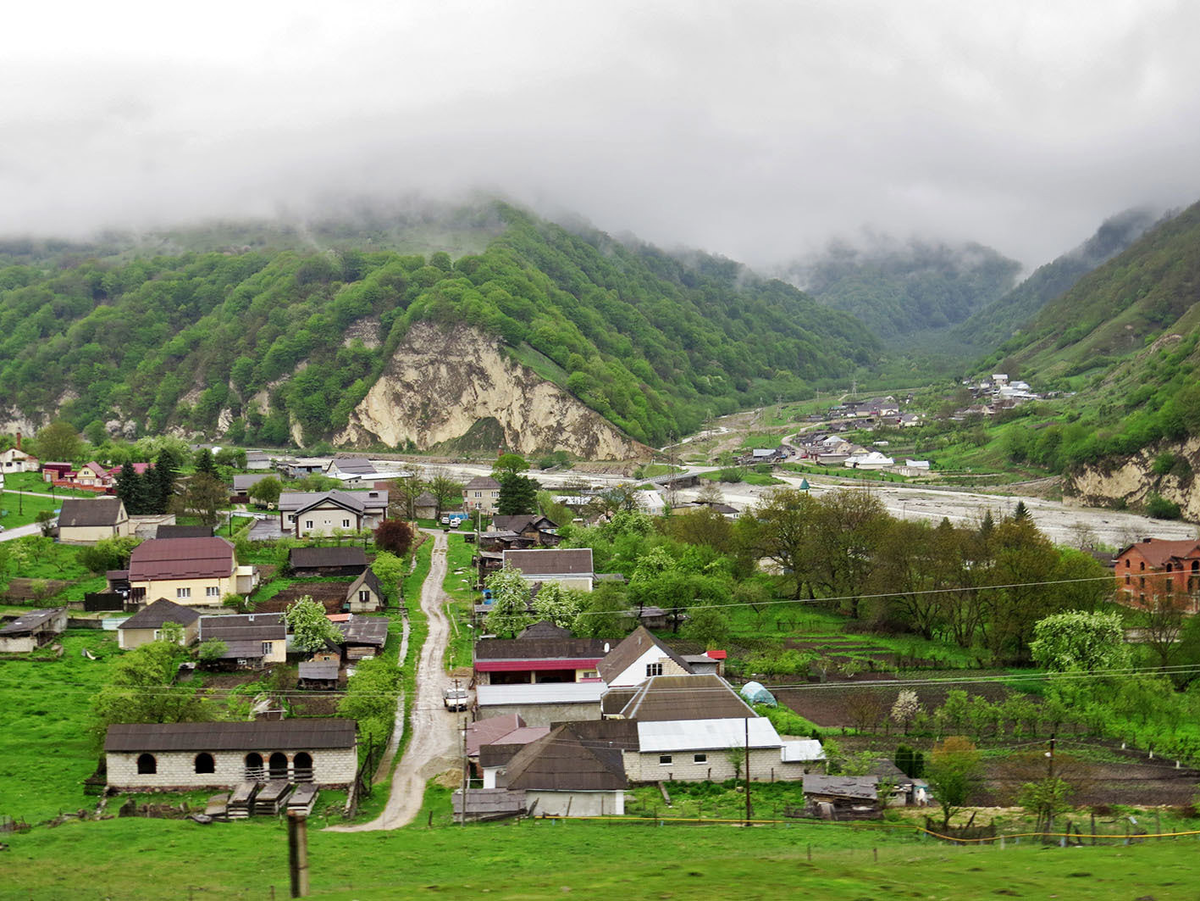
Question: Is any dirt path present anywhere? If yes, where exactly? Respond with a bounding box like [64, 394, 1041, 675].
[329, 530, 459, 831]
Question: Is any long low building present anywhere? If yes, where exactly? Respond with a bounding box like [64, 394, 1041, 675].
[625, 718, 823, 783]
[104, 720, 357, 790]
[475, 681, 606, 727]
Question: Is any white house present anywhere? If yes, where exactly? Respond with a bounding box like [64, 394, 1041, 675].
[595, 626, 695, 688]
[844, 452, 894, 470]
[0, 447, 38, 473]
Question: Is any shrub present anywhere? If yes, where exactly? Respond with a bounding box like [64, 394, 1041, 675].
[1146, 493, 1182, 520]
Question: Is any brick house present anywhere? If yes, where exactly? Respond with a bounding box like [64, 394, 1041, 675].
[1115, 537, 1200, 611]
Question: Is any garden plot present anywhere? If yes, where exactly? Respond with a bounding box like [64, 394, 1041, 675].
[253, 580, 350, 614]
[775, 676, 1014, 729]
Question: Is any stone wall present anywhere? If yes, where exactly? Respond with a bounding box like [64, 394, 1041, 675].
[106, 746, 357, 790]
[526, 789, 624, 817]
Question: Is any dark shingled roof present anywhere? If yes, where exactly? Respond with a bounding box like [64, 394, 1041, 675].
[128, 537, 235, 581]
[59, 497, 126, 528]
[337, 616, 388, 647]
[464, 476, 500, 490]
[504, 722, 629, 792]
[478, 726, 554, 768]
[618, 675, 756, 722]
[298, 661, 340, 681]
[155, 525, 214, 539]
[104, 719, 356, 752]
[600, 686, 638, 717]
[118, 598, 201, 630]
[346, 569, 383, 602]
[199, 612, 286, 643]
[289, 546, 367, 569]
[474, 636, 610, 662]
[517, 620, 572, 640]
[503, 548, 592, 577]
[414, 491, 437, 507]
[596, 626, 694, 684]
[492, 515, 557, 534]
[0, 607, 65, 636]
[802, 774, 879, 801]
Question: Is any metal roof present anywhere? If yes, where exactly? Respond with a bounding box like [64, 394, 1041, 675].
[802, 774, 879, 800]
[780, 740, 826, 762]
[474, 637, 610, 661]
[199, 612, 286, 643]
[59, 497, 125, 528]
[118, 598, 201, 630]
[504, 723, 627, 792]
[476, 682, 606, 707]
[0, 607, 65, 636]
[502, 548, 593, 577]
[289, 546, 367, 569]
[298, 661, 340, 681]
[128, 537, 235, 582]
[104, 719, 356, 752]
[619, 675, 756, 722]
[337, 617, 388, 647]
[636, 718, 782, 753]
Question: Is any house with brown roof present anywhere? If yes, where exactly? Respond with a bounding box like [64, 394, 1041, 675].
[473, 628, 610, 686]
[198, 612, 287, 666]
[463, 476, 501, 515]
[104, 719, 357, 790]
[491, 514, 561, 547]
[502, 548, 594, 592]
[414, 491, 438, 520]
[346, 568, 384, 613]
[596, 626, 695, 688]
[117, 598, 201, 650]
[1115, 537, 1200, 612]
[124, 537, 257, 606]
[58, 497, 132, 545]
[502, 721, 634, 816]
[289, 546, 368, 577]
[0, 607, 67, 653]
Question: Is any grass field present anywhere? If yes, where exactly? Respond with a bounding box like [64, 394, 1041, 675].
[2, 811, 1198, 900]
[441, 533, 476, 670]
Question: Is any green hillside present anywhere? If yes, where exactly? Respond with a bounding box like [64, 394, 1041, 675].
[0, 203, 880, 449]
[978, 197, 1200, 468]
[954, 207, 1164, 349]
[783, 238, 1021, 341]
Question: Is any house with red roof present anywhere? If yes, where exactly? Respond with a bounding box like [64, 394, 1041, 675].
[1115, 537, 1200, 611]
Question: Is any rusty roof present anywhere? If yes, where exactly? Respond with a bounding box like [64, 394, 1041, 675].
[128, 537, 235, 582]
[104, 719, 357, 752]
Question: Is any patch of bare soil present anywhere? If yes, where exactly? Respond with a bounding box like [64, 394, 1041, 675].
[255, 581, 349, 614]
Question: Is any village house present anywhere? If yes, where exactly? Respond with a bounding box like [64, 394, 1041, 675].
[0, 446, 38, 473]
[279, 457, 332, 479]
[491, 514, 561, 547]
[297, 660, 340, 691]
[41, 462, 73, 483]
[198, 612, 287, 667]
[231, 473, 273, 503]
[473, 623, 609, 686]
[502, 548, 595, 592]
[333, 614, 389, 660]
[289, 546, 368, 577]
[277, 489, 389, 538]
[462, 475, 501, 515]
[413, 491, 438, 520]
[474, 681, 607, 727]
[477, 726, 554, 788]
[345, 568, 384, 613]
[1115, 537, 1200, 611]
[596, 626, 696, 688]
[104, 719, 357, 791]
[0, 607, 68, 653]
[116, 598, 201, 650]
[801, 774, 902, 819]
[324, 456, 377, 484]
[501, 720, 635, 816]
[244, 450, 273, 471]
[57, 497, 132, 545]
[120, 537, 258, 606]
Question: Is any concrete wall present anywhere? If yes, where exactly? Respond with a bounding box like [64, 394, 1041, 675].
[348, 586, 382, 613]
[106, 746, 357, 790]
[130, 574, 237, 606]
[118, 620, 200, 651]
[477, 701, 601, 728]
[59, 520, 132, 545]
[0, 635, 38, 653]
[526, 789, 624, 817]
[624, 748, 810, 783]
[295, 503, 362, 538]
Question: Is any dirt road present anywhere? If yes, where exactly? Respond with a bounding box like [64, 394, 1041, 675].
[330, 530, 459, 832]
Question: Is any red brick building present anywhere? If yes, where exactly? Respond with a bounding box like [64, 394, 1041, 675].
[1115, 538, 1200, 611]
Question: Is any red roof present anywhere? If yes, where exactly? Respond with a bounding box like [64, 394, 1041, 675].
[1120, 539, 1200, 568]
[128, 537, 236, 581]
[705, 649, 727, 660]
[475, 658, 602, 672]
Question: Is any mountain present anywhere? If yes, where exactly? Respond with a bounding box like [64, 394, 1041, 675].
[953, 207, 1166, 349]
[978, 197, 1200, 477]
[0, 203, 880, 456]
[780, 237, 1021, 341]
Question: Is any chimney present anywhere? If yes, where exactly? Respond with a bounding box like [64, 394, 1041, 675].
[15, 431, 21, 450]
[1143, 537, 1153, 543]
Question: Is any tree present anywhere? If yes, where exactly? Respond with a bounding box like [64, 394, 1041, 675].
[284, 596, 343, 652]
[375, 519, 414, 556]
[337, 655, 402, 752]
[197, 639, 228, 665]
[749, 487, 819, 598]
[682, 603, 730, 649]
[891, 689, 921, 734]
[426, 468, 463, 518]
[926, 736, 983, 830]
[114, 462, 150, 515]
[1018, 777, 1074, 831]
[388, 474, 426, 520]
[484, 565, 534, 637]
[894, 744, 925, 778]
[147, 448, 180, 514]
[492, 453, 530, 476]
[372, 551, 406, 604]
[78, 535, 142, 574]
[35, 420, 82, 463]
[91, 638, 208, 747]
[35, 509, 55, 537]
[1030, 610, 1130, 673]
[173, 473, 227, 527]
[215, 448, 246, 469]
[194, 447, 217, 476]
[531, 582, 584, 630]
[497, 472, 539, 516]
[573, 581, 634, 637]
[587, 483, 644, 518]
[247, 475, 282, 507]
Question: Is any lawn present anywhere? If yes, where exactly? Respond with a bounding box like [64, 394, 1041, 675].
[441, 533, 476, 670]
[2, 811, 1198, 900]
[0, 490, 64, 530]
[0, 630, 119, 824]
[1, 471, 95, 496]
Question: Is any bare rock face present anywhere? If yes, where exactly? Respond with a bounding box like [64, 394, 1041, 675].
[1067, 435, 1200, 520]
[336, 322, 648, 460]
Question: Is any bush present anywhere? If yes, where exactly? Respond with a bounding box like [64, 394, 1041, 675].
[1146, 493, 1182, 520]
[717, 467, 746, 483]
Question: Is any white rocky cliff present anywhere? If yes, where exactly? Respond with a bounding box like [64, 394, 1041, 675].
[336, 322, 649, 460]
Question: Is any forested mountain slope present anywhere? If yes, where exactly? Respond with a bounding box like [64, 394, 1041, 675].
[780, 238, 1021, 341]
[0, 203, 879, 452]
[954, 207, 1165, 349]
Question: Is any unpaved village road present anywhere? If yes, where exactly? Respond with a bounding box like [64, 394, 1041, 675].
[329, 530, 459, 832]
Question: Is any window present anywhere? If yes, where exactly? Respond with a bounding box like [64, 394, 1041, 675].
[305, 520, 314, 530]
[658, 755, 672, 765]
[342, 519, 351, 529]
[1125, 574, 1130, 585]
[269, 752, 289, 779]
[693, 754, 707, 764]
[176, 587, 191, 599]
[1125, 559, 1130, 568]
[206, 586, 220, 597]
[474, 491, 481, 498]
[194, 752, 215, 774]
[287, 514, 295, 523]
[1140, 577, 1146, 588]
[137, 753, 157, 775]
[262, 641, 274, 656]
[359, 590, 371, 602]
[646, 662, 663, 677]
[1140, 562, 1145, 570]
[1167, 579, 1174, 593]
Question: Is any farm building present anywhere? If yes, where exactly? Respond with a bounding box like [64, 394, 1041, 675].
[345, 568, 384, 613]
[57, 497, 132, 545]
[288, 546, 368, 577]
[502, 548, 595, 592]
[117, 599, 201, 650]
[0, 607, 68, 653]
[503, 721, 634, 816]
[198, 613, 287, 667]
[475, 681, 606, 727]
[104, 720, 357, 791]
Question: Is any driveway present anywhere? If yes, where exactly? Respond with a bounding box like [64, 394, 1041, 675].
[331, 529, 460, 831]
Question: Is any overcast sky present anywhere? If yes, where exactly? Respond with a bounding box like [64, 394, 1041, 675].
[3, 0, 1198, 268]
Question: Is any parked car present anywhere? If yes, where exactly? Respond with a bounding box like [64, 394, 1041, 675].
[442, 686, 469, 712]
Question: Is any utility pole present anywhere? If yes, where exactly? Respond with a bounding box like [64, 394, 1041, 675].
[744, 717, 752, 827]
[287, 812, 309, 897]
[460, 706, 469, 826]
[1045, 733, 1056, 837]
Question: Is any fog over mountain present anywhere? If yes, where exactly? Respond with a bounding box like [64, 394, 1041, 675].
[3, 1, 1200, 268]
